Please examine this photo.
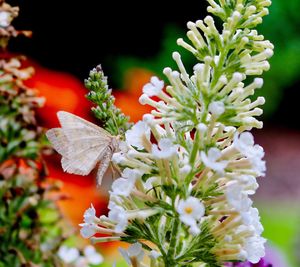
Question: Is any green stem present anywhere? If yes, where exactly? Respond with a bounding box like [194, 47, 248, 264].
[166, 218, 180, 264]
[189, 130, 200, 166]
[185, 130, 201, 188]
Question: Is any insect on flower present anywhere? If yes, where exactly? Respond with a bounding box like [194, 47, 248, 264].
[46, 111, 119, 185]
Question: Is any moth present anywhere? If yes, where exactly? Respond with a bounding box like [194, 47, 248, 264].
[46, 111, 119, 185]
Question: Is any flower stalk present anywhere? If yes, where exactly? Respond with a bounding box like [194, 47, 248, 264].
[48, 0, 273, 266]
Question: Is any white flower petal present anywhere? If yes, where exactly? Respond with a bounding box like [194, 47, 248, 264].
[149, 250, 161, 259]
[234, 132, 266, 176]
[111, 168, 143, 197]
[201, 148, 228, 173]
[118, 247, 131, 265]
[237, 175, 259, 195]
[152, 138, 178, 159]
[226, 183, 253, 212]
[119, 243, 144, 265]
[125, 121, 151, 150]
[79, 223, 96, 239]
[122, 168, 144, 180]
[108, 205, 128, 233]
[58, 246, 80, 264]
[111, 178, 135, 197]
[84, 246, 104, 264]
[111, 152, 126, 164]
[244, 235, 266, 263]
[143, 76, 164, 96]
[177, 197, 205, 229]
[83, 204, 96, 224]
[241, 207, 264, 235]
[208, 101, 225, 116]
[189, 225, 201, 236]
[128, 242, 143, 257]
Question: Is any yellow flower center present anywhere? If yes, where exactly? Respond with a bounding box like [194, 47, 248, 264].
[184, 206, 193, 214]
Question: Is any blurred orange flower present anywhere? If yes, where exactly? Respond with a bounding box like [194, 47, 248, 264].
[113, 68, 154, 122]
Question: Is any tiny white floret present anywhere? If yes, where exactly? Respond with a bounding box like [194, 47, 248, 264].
[201, 148, 228, 173]
[83, 204, 96, 224]
[208, 101, 225, 116]
[111, 168, 142, 197]
[108, 205, 128, 233]
[125, 121, 151, 150]
[143, 76, 164, 97]
[177, 196, 205, 235]
[79, 223, 97, 239]
[152, 138, 178, 159]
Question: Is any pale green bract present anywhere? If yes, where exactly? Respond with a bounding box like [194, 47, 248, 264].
[79, 0, 273, 266]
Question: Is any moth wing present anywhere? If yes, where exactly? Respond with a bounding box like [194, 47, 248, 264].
[63, 128, 111, 156]
[61, 145, 108, 176]
[46, 127, 109, 159]
[46, 128, 69, 157]
[57, 111, 111, 137]
[49, 111, 115, 177]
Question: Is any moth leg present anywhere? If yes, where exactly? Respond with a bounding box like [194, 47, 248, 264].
[111, 161, 122, 180]
[96, 149, 112, 186]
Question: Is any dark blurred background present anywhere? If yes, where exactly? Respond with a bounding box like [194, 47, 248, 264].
[6, 1, 300, 266]
[7, 0, 300, 128]
[8, 0, 207, 81]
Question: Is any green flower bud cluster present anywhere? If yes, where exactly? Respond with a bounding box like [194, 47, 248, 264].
[85, 65, 132, 136]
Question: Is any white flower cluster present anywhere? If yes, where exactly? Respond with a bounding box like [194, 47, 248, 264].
[78, 1, 273, 266]
[58, 245, 103, 267]
[80, 121, 266, 265]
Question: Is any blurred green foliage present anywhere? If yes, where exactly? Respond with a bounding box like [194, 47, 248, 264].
[0, 80, 45, 162]
[0, 3, 74, 263]
[258, 202, 300, 267]
[113, 0, 300, 118]
[0, 54, 66, 265]
[258, 0, 300, 116]
[0, 163, 65, 267]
